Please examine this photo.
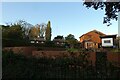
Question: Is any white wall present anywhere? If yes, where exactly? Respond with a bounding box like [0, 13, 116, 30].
[102, 38, 113, 47]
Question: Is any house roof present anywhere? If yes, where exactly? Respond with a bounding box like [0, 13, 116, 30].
[53, 39, 64, 42]
[100, 35, 117, 38]
[79, 30, 105, 38]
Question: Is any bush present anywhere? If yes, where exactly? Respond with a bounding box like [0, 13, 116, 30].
[44, 41, 55, 47]
[67, 48, 78, 53]
[2, 38, 30, 47]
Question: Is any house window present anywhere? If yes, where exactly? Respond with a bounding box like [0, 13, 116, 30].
[104, 40, 111, 43]
[31, 41, 35, 43]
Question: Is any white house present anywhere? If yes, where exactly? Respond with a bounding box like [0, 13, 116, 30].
[100, 35, 117, 48]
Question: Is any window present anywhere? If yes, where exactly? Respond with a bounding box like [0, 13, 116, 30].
[31, 41, 35, 43]
[104, 40, 111, 43]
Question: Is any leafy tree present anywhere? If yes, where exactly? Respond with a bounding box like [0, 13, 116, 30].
[29, 26, 40, 40]
[45, 21, 52, 41]
[2, 24, 23, 39]
[54, 35, 64, 40]
[83, 0, 120, 26]
[16, 20, 34, 39]
[2, 23, 28, 47]
[39, 23, 46, 37]
[65, 34, 78, 48]
[2, 25, 10, 38]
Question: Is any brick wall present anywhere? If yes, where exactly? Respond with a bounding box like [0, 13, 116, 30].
[2, 47, 120, 67]
[32, 51, 69, 58]
[3, 47, 37, 56]
[107, 52, 120, 67]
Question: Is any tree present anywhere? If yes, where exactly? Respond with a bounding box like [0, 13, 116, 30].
[29, 26, 40, 40]
[39, 23, 46, 38]
[2, 24, 23, 39]
[2, 25, 10, 38]
[45, 21, 52, 41]
[16, 20, 34, 39]
[54, 35, 64, 40]
[34, 24, 40, 37]
[83, 0, 120, 26]
[53, 35, 64, 46]
[10, 24, 23, 39]
[65, 34, 78, 48]
[2, 23, 26, 47]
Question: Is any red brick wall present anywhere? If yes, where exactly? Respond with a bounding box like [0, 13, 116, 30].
[87, 52, 120, 67]
[3, 47, 120, 67]
[107, 52, 120, 67]
[32, 51, 70, 58]
[87, 52, 96, 66]
[3, 47, 37, 56]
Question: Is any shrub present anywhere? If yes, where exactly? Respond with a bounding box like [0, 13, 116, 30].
[2, 38, 30, 47]
[67, 48, 78, 53]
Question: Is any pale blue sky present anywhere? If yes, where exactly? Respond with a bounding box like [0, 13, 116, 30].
[1, 2, 118, 40]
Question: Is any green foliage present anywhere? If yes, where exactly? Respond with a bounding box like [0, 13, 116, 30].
[16, 20, 34, 39]
[54, 35, 64, 39]
[65, 34, 78, 48]
[45, 21, 52, 41]
[2, 39, 30, 47]
[2, 20, 33, 47]
[2, 24, 23, 39]
[109, 48, 120, 53]
[2, 23, 30, 47]
[67, 48, 78, 53]
[44, 41, 55, 47]
[83, 1, 120, 26]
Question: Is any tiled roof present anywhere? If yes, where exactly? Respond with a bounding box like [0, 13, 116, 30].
[100, 34, 117, 38]
[79, 30, 105, 38]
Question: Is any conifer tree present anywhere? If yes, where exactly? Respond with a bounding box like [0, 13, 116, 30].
[45, 21, 52, 41]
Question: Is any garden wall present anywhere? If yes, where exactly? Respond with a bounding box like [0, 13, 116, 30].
[87, 52, 96, 66]
[3, 47, 37, 56]
[2, 47, 65, 56]
[2, 47, 120, 67]
[34, 51, 119, 67]
[32, 51, 70, 58]
[107, 52, 120, 67]
[37, 47, 66, 51]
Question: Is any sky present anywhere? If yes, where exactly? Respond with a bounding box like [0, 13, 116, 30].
[1, 2, 118, 40]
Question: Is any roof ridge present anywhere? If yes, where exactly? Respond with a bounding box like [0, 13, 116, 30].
[79, 29, 105, 38]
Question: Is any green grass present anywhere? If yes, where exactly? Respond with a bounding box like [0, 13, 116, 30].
[67, 48, 79, 53]
[108, 49, 120, 53]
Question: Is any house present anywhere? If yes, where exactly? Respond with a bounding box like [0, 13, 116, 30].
[30, 36, 45, 44]
[100, 35, 117, 48]
[53, 35, 65, 46]
[79, 30, 105, 49]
